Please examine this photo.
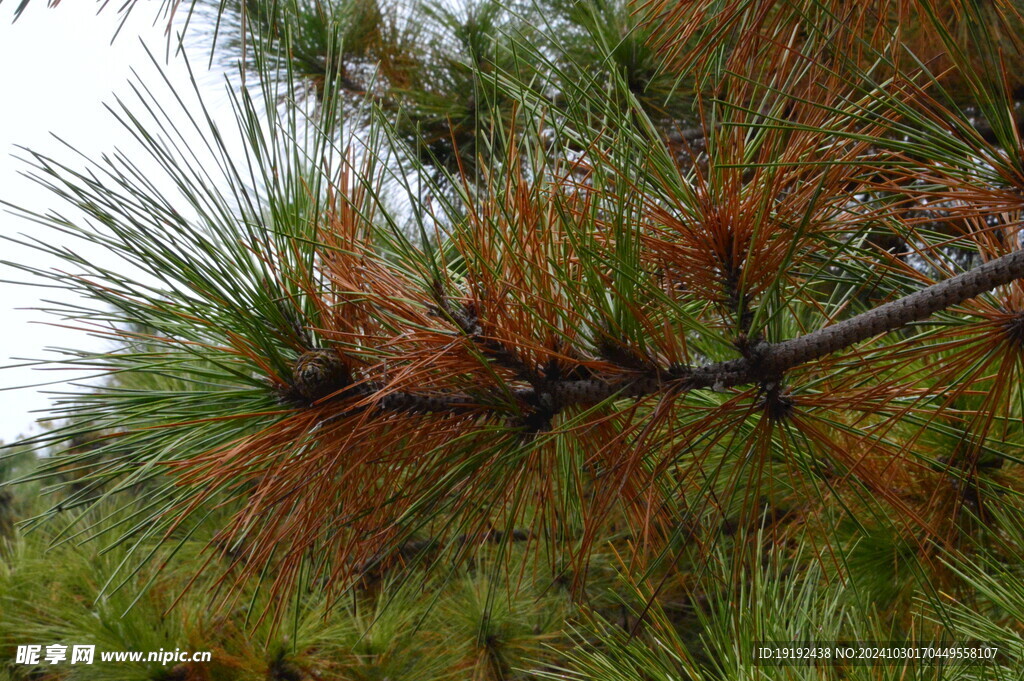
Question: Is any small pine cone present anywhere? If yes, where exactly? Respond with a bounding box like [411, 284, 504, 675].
[292, 349, 350, 402]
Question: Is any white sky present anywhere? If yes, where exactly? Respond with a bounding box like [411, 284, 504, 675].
[0, 2, 225, 443]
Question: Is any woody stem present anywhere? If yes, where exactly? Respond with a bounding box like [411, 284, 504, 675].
[314, 249, 1024, 415]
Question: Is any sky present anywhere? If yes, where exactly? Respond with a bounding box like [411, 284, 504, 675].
[0, 2, 227, 443]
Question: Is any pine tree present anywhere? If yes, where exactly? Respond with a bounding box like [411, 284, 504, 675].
[6, 0, 1024, 671]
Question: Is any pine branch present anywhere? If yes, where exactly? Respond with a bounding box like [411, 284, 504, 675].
[761, 248, 1024, 372]
[304, 248, 1024, 418]
[557, 247, 1024, 398]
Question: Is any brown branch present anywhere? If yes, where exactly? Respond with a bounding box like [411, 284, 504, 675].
[763, 248, 1024, 373]
[299, 249, 1024, 417]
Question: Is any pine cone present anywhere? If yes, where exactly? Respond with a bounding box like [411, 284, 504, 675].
[292, 349, 349, 403]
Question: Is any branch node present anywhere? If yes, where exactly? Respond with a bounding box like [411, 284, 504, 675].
[289, 349, 351, 404]
[517, 390, 559, 433]
[1003, 310, 1024, 347]
[758, 380, 794, 421]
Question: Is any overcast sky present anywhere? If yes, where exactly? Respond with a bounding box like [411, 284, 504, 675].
[0, 2, 226, 443]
